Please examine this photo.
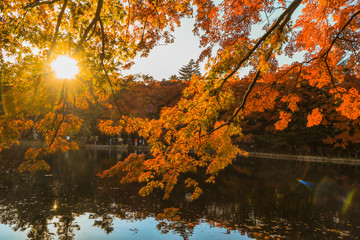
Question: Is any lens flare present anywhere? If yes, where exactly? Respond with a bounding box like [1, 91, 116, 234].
[297, 179, 314, 190]
[313, 177, 330, 206]
[342, 189, 356, 214]
[298, 179, 308, 186]
[51, 55, 79, 79]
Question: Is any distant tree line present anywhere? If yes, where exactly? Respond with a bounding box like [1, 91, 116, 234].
[73, 66, 360, 158]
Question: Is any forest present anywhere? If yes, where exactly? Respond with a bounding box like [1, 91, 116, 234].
[0, 0, 360, 199]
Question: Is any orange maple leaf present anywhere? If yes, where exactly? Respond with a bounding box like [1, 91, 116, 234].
[307, 108, 323, 127]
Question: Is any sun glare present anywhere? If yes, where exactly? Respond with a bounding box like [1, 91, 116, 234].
[51, 56, 79, 79]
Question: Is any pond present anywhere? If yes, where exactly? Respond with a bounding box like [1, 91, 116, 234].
[0, 149, 359, 239]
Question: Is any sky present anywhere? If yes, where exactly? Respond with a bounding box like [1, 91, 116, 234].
[124, 11, 305, 81]
[124, 18, 205, 80]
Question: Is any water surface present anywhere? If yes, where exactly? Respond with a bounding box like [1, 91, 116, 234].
[0, 149, 359, 239]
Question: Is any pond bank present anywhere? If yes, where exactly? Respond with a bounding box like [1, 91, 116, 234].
[248, 152, 360, 165]
[84, 144, 150, 151]
[83, 144, 359, 165]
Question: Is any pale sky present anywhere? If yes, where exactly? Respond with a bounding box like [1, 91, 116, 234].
[124, 18, 205, 80]
[125, 10, 305, 81]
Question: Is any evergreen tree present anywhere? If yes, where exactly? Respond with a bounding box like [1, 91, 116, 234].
[168, 74, 179, 81]
[178, 59, 201, 81]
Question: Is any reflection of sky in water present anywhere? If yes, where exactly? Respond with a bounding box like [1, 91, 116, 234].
[1, 150, 359, 239]
[0, 224, 28, 240]
[0, 213, 252, 240]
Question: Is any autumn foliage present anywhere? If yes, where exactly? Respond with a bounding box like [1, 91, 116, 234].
[1, 0, 360, 199]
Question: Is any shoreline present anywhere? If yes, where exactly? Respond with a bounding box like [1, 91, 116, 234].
[84, 144, 150, 151]
[247, 152, 360, 165]
[82, 144, 359, 165]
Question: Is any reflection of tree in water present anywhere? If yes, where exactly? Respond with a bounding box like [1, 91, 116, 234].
[0, 171, 56, 240]
[91, 213, 114, 234]
[54, 214, 80, 240]
[0, 150, 360, 239]
[26, 215, 54, 240]
[157, 221, 194, 240]
[155, 208, 195, 240]
[197, 159, 360, 239]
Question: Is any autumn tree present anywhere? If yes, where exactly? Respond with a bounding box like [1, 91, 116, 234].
[101, 79, 186, 119]
[168, 74, 179, 81]
[178, 59, 201, 81]
[0, 0, 193, 169]
[233, 71, 360, 157]
[1, 0, 360, 199]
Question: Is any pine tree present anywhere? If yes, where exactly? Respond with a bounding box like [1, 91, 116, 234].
[168, 74, 179, 81]
[178, 59, 201, 81]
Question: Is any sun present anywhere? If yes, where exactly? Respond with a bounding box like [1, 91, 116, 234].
[51, 55, 79, 79]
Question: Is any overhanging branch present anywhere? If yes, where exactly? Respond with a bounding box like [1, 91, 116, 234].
[216, 0, 303, 90]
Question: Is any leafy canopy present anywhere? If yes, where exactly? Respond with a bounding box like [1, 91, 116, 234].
[1, 0, 360, 199]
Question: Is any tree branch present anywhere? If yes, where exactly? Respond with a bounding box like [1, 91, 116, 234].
[48, 0, 68, 58]
[291, 63, 302, 93]
[126, 0, 131, 36]
[203, 5, 359, 138]
[48, 114, 65, 148]
[99, 18, 134, 129]
[216, 0, 303, 90]
[25, 0, 61, 8]
[75, 0, 104, 53]
[202, 69, 262, 137]
[324, 59, 347, 95]
[322, 10, 360, 58]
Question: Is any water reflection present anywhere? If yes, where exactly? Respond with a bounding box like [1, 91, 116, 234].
[0, 149, 359, 239]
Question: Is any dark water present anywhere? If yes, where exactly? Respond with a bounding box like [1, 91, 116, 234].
[0, 149, 360, 240]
